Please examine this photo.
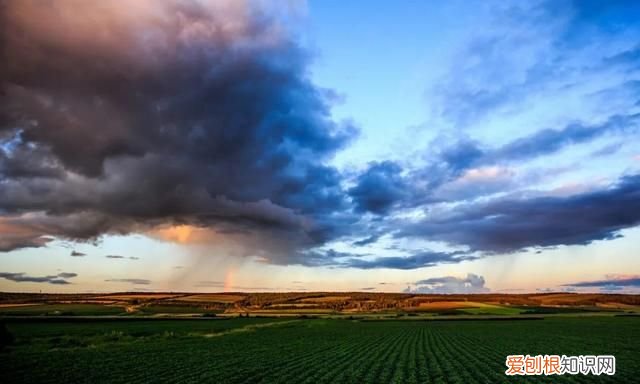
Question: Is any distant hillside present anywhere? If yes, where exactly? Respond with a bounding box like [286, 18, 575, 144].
[2, 292, 639, 315]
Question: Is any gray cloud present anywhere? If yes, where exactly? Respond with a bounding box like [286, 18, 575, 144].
[563, 275, 640, 291]
[0, 228, 52, 252]
[57, 272, 77, 279]
[349, 161, 407, 215]
[400, 174, 640, 253]
[419, 115, 638, 202]
[0, 1, 356, 260]
[348, 113, 639, 216]
[487, 115, 639, 164]
[70, 250, 86, 257]
[351, 235, 382, 247]
[405, 273, 489, 294]
[0, 271, 77, 285]
[340, 250, 476, 270]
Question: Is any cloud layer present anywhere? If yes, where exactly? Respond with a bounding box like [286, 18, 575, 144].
[1, 0, 354, 259]
[400, 174, 640, 253]
[2, 1, 640, 273]
[0, 272, 77, 285]
[563, 275, 640, 292]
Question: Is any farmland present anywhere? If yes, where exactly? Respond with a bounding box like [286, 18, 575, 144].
[2, 291, 639, 317]
[1, 292, 639, 383]
[2, 316, 639, 383]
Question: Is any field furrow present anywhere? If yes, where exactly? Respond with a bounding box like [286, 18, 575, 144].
[2, 317, 639, 383]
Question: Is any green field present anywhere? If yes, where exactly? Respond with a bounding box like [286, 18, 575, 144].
[136, 305, 220, 315]
[1, 316, 638, 383]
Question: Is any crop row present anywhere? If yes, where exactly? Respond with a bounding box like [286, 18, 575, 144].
[2, 317, 639, 383]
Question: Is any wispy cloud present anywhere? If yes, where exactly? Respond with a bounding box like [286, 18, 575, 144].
[340, 250, 475, 270]
[563, 275, 640, 291]
[104, 278, 151, 285]
[105, 255, 138, 260]
[0, 272, 77, 285]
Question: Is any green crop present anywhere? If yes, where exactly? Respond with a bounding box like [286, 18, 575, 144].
[1, 316, 638, 383]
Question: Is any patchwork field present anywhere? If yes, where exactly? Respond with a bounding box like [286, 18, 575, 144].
[0, 304, 126, 316]
[1, 292, 639, 317]
[2, 316, 639, 383]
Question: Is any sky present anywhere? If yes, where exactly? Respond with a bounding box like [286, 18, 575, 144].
[1, 0, 640, 294]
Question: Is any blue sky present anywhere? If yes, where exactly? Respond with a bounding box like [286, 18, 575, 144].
[1, 0, 639, 293]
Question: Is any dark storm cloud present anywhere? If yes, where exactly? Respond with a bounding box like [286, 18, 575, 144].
[0, 1, 356, 255]
[2, 0, 640, 273]
[0, 272, 77, 285]
[0, 235, 52, 252]
[400, 174, 640, 253]
[105, 278, 151, 285]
